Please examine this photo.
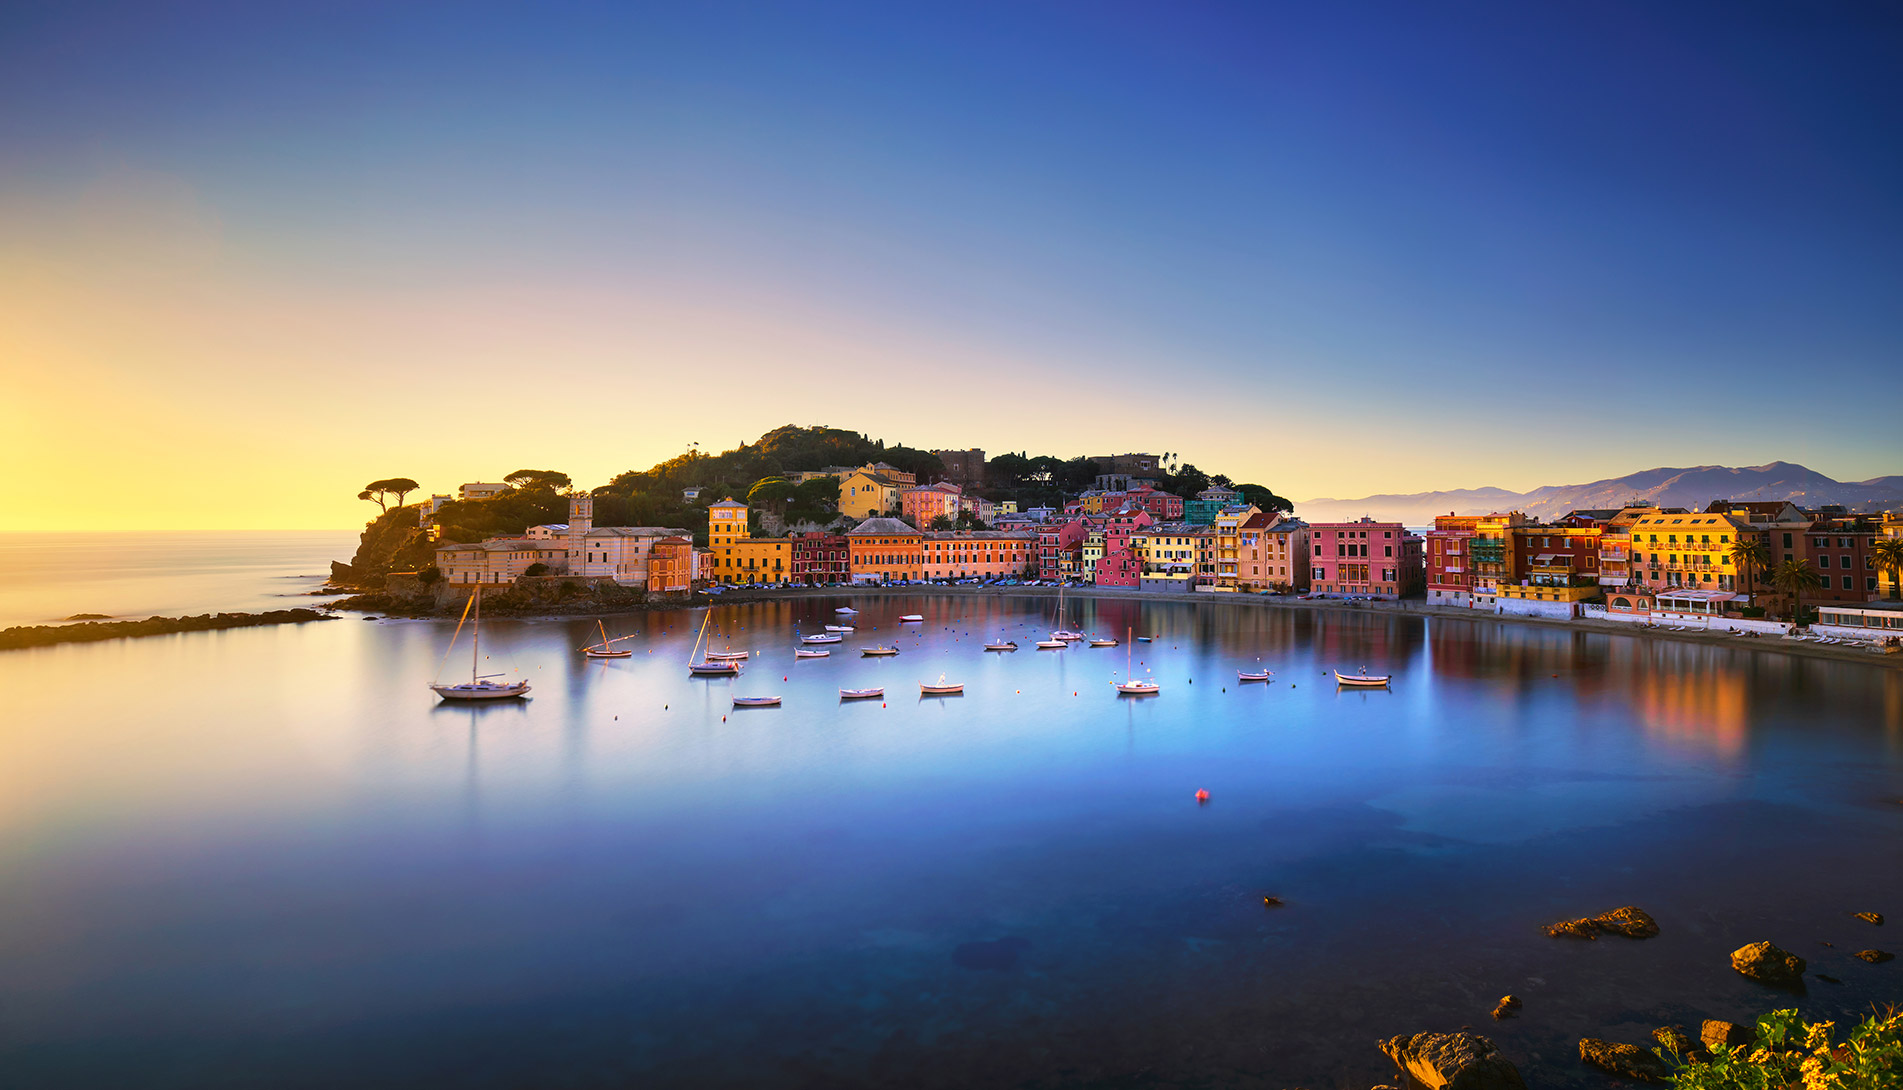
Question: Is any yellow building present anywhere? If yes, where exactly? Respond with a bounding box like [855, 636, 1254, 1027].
[706, 497, 790, 584]
[1212, 505, 1261, 590]
[838, 466, 909, 520]
[1879, 513, 1903, 600]
[709, 498, 749, 547]
[1628, 510, 1752, 594]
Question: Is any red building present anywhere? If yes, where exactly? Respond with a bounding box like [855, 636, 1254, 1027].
[1425, 514, 1480, 607]
[1100, 507, 1155, 552]
[791, 532, 851, 585]
[1803, 515, 1880, 602]
[1123, 486, 1185, 521]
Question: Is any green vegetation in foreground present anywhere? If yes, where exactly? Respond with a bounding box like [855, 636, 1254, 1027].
[0, 609, 335, 651]
[1665, 1008, 1902, 1089]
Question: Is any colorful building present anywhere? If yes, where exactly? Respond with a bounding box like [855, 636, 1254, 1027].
[790, 532, 851, 585]
[920, 530, 1038, 580]
[1095, 547, 1141, 587]
[901, 482, 963, 528]
[848, 518, 924, 583]
[1212, 505, 1262, 590]
[1308, 518, 1423, 599]
[1123, 486, 1184, 521]
[435, 537, 569, 584]
[578, 526, 698, 586]
[838, 464, 914, 520]
[1258, 516, 1309, 592]
[1628, 509, 1755, 600]
[1425, 514, 1481, 607]
[645, 537, 695, 594]
[1802, 515, 1880, 603]
[1038, 519, 1089, 581]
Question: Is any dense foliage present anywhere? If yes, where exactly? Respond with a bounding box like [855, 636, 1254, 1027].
[1665, 1008, 1902, 1089]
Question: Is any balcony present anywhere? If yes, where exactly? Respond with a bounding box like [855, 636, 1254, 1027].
[1440, 565, 1466, 574]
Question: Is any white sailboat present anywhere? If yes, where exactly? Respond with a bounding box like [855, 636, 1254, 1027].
[687, 613, 740, 676]
[1113, 627, 1159, 695]
[1051, 581, 1085, 642]
[431, 587, 531, 700]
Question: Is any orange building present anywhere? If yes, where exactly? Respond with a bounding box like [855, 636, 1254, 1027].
[921, 530, 1038, 580]
[902, 483, 964, 528]
[645, 537, 695, 594]
[848, 517, 924, 583]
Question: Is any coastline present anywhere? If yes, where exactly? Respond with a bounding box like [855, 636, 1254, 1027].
[333, 582, 1903, 670]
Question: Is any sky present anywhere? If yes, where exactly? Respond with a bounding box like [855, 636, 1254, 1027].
[2, 1, 1900, 530]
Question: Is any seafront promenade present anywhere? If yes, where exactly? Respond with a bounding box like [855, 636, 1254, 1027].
[694, 583, 1903, 669]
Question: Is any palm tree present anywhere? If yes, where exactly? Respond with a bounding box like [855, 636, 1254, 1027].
[1770, 558, 1824, 624]
[1727, 536, 1770, 607]
[1874, 538, 1903, 601]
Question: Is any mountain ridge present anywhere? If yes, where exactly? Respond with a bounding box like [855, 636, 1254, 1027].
[1295, 462, 1902, 525]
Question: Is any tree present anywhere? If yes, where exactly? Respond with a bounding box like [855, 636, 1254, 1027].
[1234, 484, 1293, 514]
[505, 469, 571, 492]
[930, 514, 955, 531]
[1727, 536, 1771, 606]
[1874, 538, 1903, 602]
[359, 477, 420, 512]
[1770, 558, 1823, 623]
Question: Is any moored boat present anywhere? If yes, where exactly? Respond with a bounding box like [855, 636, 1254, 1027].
[1114, 679, 1161, 695]
[1237, 668, 1272, 682]
[801, 633, 843, 644]
[794, 648, 830, 659]
[732, 695, 782, 707]
[581, 619, 634, 658]
[705, 650, 749, 660]
[689, 660, 741, 676]
[825, 624, 855, 632]
[835, 606, 858, 614]
[921, 674, 963, 695]
[1088, 637, 1118, 647]
[1035, 639, 1065, 649]
[861, 645, 900, 656]
[984, 641, 1018, 651]
[1334, 668, 1390, 687]
[839, 687, 883, 699]
[431, 588, 530, 700]
[899, 614, 924, 622]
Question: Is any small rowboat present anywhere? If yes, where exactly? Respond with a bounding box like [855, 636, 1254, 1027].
[689, 661, 740, 676]
[705, 650, 748, 661]
[1334, 669, 1390, 687]
[921, 674, 963, 695]
[825, 624, 855, 632]
[835, 606, 858, 614]
[1036, 639, 1065, 649]
[899, 614, 924, 622]
[840, 687, 883, 699]
[861, 646, 900, 657]
[1237, 669, 1272, 682]
[801, 633, 842, 644]
[794, 648, 830, 659]
[1114, 679, 1160, 695]
[732, 695, 782, 707]
[1088, 638, 1118, 647]
[984, 641, 1018, 651]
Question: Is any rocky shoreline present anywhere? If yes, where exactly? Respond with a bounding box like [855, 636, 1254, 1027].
[0, 608, 336, 651]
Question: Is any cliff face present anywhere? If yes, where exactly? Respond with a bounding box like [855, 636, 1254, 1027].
[333, 506, 432, 587]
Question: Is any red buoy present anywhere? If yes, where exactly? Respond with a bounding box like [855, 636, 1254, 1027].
[1194, 788, 1210, 802]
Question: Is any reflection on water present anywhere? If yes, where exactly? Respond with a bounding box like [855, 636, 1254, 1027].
[1, 597, 1899, 1090]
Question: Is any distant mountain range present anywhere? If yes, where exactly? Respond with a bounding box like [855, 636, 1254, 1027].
[1295, 462, 1903, 526]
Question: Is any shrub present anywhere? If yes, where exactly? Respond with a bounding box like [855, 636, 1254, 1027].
[1665, 1008, 1902, 1089]
[1740, 606, 1765, 618]
[524, 563, 550, 576]
[418, 566, 442, 585]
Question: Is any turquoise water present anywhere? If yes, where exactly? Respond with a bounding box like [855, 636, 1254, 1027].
[2, 594, 1899, 1088]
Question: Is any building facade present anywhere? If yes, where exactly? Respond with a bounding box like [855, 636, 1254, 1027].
[901, 483, 964, 529]
[848, 518, 924, 583]
[920, 530, 1037, 580]
[1308, 518, 1423, 599]
[791, 532, 851, 585]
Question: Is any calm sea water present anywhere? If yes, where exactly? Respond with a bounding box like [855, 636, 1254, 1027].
[0, 531, 358, 628]
[2, 592, 1900, 1089]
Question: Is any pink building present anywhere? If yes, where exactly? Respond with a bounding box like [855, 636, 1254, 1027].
[1100, 507, 1155, 552]
[1308, 518, 1424, 599]
[1039, 518, 1089, 581]
[1123, 486, 1185, 521]
[901, 483, 964, 529]
[1095, 547, 1141, 587]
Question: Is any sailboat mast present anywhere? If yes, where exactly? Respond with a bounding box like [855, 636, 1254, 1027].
[471, 587, 482, 683]
[1126, 626, 1132, 679]
[598, 619, 611, 652]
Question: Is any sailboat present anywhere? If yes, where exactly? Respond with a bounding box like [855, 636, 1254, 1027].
[1051, 581, 1085, 641]
[581, 619, 634, 658]
[687, 613, 740, 676]
[1113, 627, 1159, 695]
[431, 587, 531, 700]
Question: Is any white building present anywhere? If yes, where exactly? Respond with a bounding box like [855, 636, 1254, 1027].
[459, 482, 510, 501]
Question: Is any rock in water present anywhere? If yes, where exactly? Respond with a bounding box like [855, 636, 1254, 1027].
[1701, 1020, 1754, 1051]
[1592, 905, 1660, 938]
[1543, 905, 1658, 940]
[1856, 949, 1894, 963]
[1490, 996, 1521, 1020]
[1378, 1031, 1526, 1090]
[1579, 1038, 1671, 1082]
[1731, 941, 1806, 988]
[1854, 911, 1885, 926]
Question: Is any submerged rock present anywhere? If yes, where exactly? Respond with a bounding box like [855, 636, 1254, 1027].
[1579, 1038, 1671, 1082]
[1854, 911, 1885, 926]
[1378, 1031, 1526, 1090]
[1490, 995, 1521, 1021]
[1701, 1020, 1754, 1051]
[1653, 1025, 1697, 1058]
[1544, 905, 1658, 940]
[1731, 941, 1806, 988]
[1856, 949, 1894, 963]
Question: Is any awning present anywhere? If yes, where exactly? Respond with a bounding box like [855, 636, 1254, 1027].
[1656, 590, 1737, 603]
[1531, 553, 1564, 563]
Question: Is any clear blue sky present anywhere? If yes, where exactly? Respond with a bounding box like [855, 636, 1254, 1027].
[3, 2, 1898, 527]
